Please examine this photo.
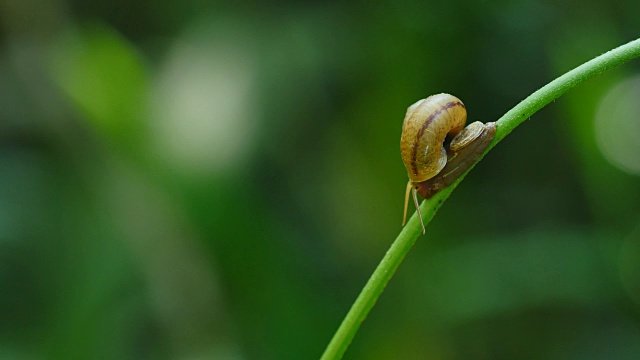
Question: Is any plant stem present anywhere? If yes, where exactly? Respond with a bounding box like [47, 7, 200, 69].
[321, 37, 640, 360]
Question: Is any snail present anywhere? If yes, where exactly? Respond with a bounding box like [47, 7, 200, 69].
[400, 93, 496, 233]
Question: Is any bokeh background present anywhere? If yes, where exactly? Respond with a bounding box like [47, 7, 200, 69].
[1, 0, 640, 359]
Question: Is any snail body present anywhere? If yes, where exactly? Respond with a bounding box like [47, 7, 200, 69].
[400, 93, 496, 233]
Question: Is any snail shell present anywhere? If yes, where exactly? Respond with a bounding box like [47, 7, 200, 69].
[400, 93, 467, 183]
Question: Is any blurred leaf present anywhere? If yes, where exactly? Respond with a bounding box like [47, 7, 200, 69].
[49, 23, 148, 148]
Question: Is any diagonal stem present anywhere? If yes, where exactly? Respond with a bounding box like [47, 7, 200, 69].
[321, 37, 640, 360]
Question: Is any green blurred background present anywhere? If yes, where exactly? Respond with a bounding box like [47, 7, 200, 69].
[1, 0, 640, 359]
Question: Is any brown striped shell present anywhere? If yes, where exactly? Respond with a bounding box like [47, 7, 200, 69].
[400, 93, 467, 183]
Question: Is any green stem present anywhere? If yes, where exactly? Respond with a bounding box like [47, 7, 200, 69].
[321, 37, 640, 360]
